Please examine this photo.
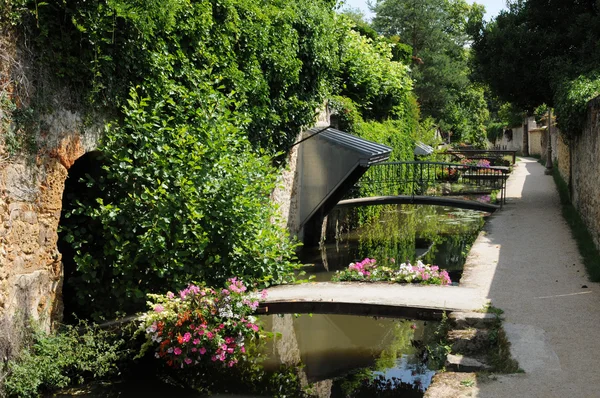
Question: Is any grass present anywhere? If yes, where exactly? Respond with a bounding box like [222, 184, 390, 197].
[551, 168, 600, 282]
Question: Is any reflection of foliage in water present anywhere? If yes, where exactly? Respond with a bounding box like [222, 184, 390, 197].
[351, 205, 484, 273]
[334, 319, 443, 397]
[376, 320, 418, 370]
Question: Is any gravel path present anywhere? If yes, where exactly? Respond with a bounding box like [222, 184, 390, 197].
[474, 158, 600, 397]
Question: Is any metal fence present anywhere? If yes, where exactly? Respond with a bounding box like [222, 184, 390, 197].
[347, 161, 509, 206]
[443, 149, 517, 165]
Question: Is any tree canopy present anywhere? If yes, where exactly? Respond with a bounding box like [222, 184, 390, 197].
[472, 0, 600, 123]
[370, 0, 488, 145]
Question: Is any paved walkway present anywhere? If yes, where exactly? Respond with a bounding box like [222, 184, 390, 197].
[469, 158, 600, 397]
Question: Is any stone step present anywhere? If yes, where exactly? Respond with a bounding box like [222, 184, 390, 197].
[445, 354, 491, 372]
[447, 329, 491, 356]
[449, 311, 499, 329]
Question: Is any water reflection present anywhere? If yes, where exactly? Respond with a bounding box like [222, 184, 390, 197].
[300, 204, 486, 283]
[262, 314, 442, 397]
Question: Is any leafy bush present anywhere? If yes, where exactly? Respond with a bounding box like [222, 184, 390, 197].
[4, 320, 127, 397]
[486, 122, 505, 143]
[555, 72, 600, 140]
[328, 95, 364, 132]
[61, 85, 300, 319]
[338, 28, 414, 121]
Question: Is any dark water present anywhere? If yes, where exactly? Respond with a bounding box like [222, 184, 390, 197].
[56, 315, 443, 398]
[300, 204, 487, 284]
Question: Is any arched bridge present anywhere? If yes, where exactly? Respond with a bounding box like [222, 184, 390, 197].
[338, 161, 509, 213]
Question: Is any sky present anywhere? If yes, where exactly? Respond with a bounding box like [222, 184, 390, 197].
[341, 0, 507, 22]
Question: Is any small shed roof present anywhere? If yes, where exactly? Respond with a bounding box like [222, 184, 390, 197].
[306, 127, 392, 166]
[414, 142, 434, 156]
[298, 127, 392, 231]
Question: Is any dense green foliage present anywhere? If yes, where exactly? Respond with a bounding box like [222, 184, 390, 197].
[12, 0, 340, 154]
[63, 87, 300, 318]
[0, 0, 424, 319]
[4, 321, 127, 397]
[554, 73, 600, 139]
[472, 0, 600, 136]
[337, 28, 414, 121]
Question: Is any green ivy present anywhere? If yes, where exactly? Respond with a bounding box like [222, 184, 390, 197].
[554, 72, 600, 140]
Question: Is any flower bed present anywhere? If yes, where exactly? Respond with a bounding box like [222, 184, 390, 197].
[139, 278, 267, 369]
[461, 158, 491, 168]
[332, 258, 452, 285]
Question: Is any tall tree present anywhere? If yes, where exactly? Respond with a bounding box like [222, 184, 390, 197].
[472, 0, 600, 111]
[370, 0, 487, 144]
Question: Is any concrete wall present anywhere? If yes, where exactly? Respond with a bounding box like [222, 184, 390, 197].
[493, 117, 537, 154]
[570, 97, 600, 250]
[271, 105, 330, 238]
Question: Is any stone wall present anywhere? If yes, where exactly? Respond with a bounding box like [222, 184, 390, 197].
[0, 30, 100, 362]
[557, 133, 570, 184]
[570, 97, 600, 250]
[528, 128, 545, 157]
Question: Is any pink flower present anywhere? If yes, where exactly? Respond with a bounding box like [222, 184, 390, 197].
[219, 323, 225, 329]
[166, 292, 174, 299]
[260, 289, 268, 299]
[206, 332, 214, 340]
[154, 304, 164, 313]
[211, 356, 217, 362]
[225, 337, 235, 344]
[183, 332, 191, 343]
[184, 358, 192, 365]
[240, 346, 246, 353]
[174, 347, 182, 356]
[199, 347, 207, 355]
[410, 324, 417, 330]
[192, 348, 197, 352]
[193, 338, 200, 345]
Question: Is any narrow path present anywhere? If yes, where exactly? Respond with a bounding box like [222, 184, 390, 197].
[472, 158, 600, 397]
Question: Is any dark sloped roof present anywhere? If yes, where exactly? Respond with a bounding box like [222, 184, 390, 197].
[305, 127, 392, 165]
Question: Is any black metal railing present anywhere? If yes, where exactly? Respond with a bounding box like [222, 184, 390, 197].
[347, 161, 509, 206]
[443, 149, 517, 165]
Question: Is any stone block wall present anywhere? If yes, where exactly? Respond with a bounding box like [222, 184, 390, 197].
[557, 133, 570, 184]
[1, 30, 101, 362]
[570, 97, 600, 250]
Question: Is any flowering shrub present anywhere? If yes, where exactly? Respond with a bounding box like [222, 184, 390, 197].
[460, 158, 491, 168]
[332, 258, 452, 285]
[139, 278, 268, 369]
[436, 167, 460, 182]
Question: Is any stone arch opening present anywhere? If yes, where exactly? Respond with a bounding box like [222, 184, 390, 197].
[57, 150, 106, 320]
